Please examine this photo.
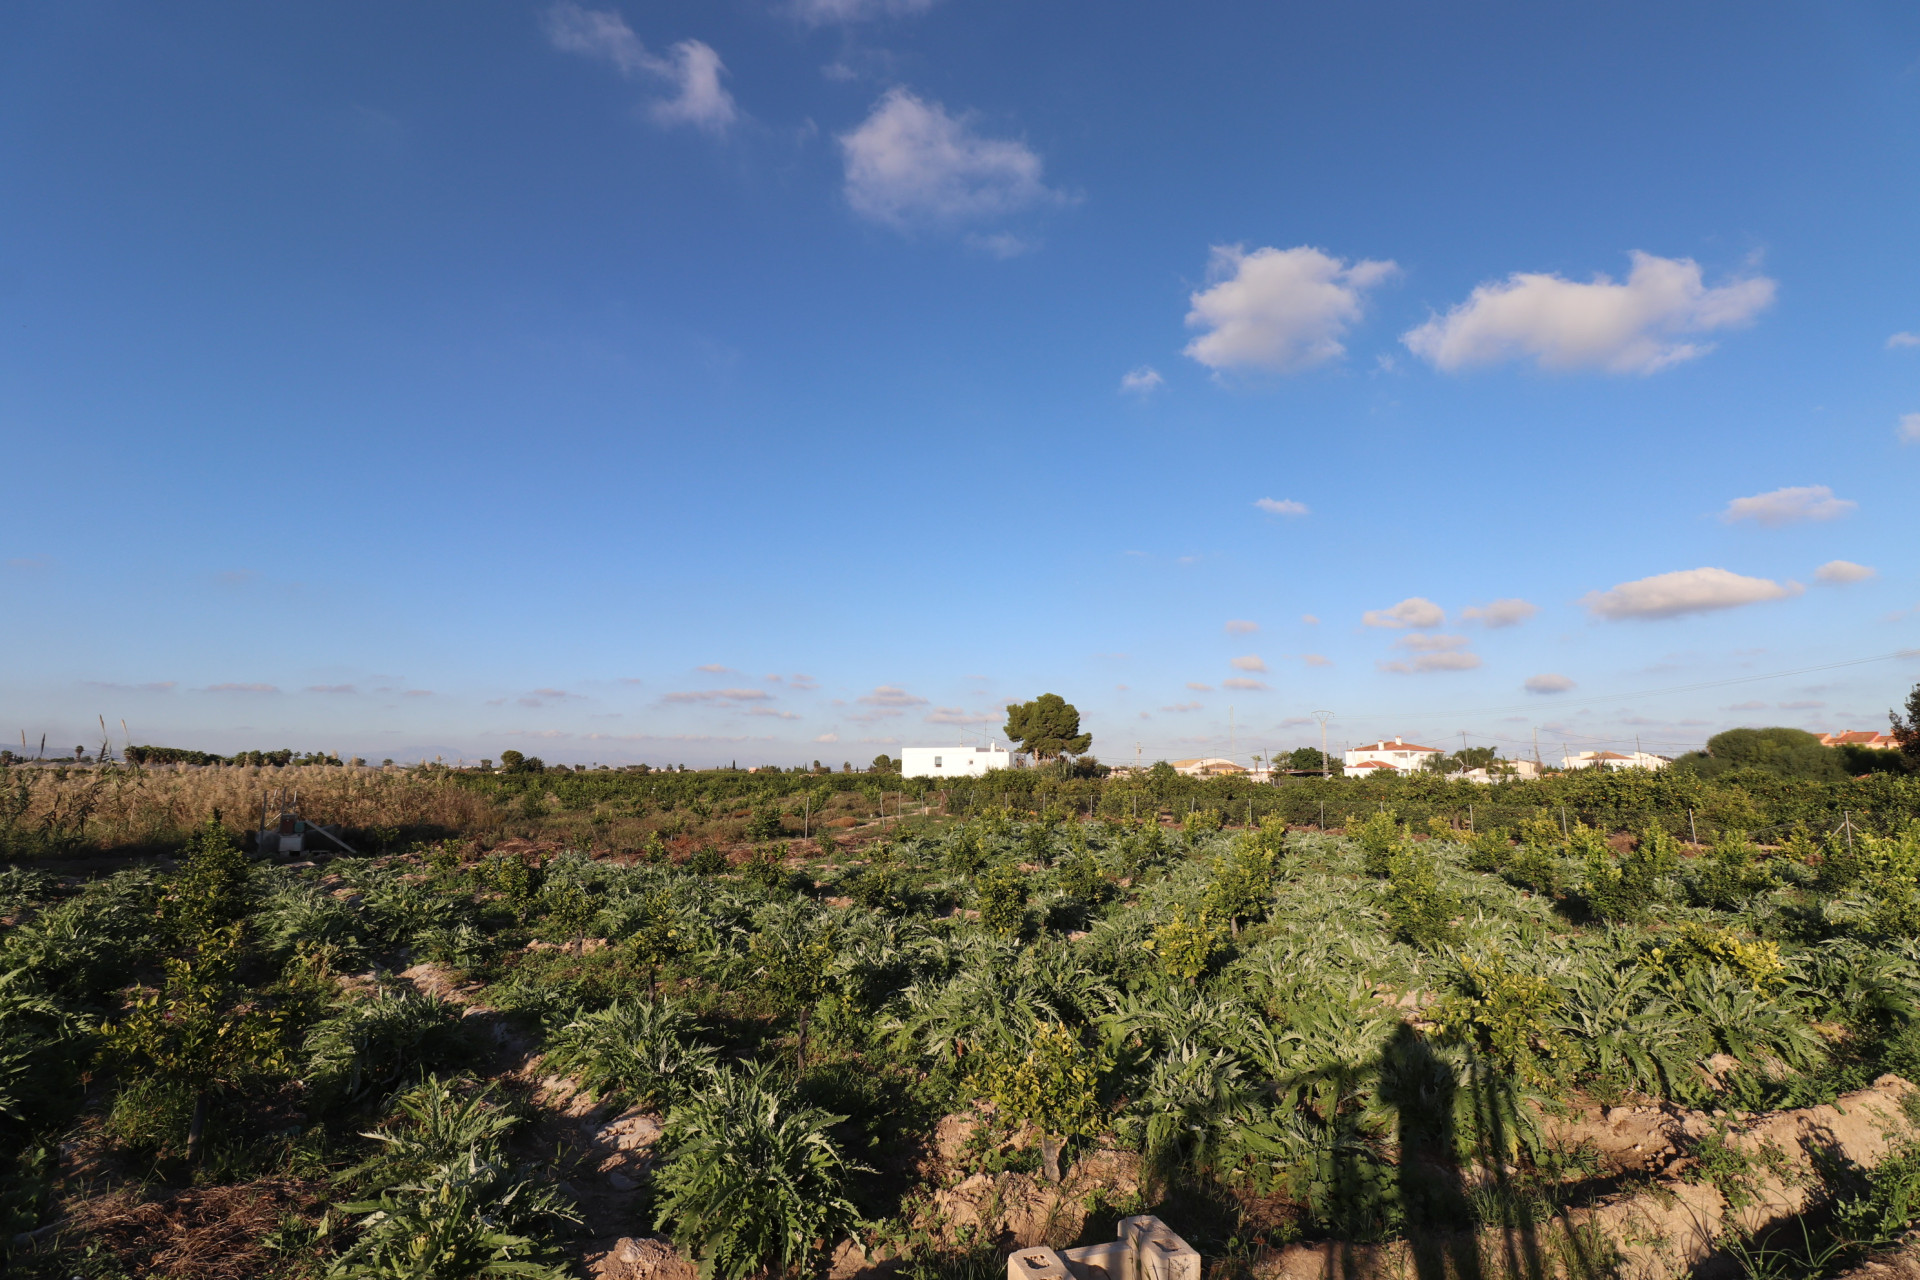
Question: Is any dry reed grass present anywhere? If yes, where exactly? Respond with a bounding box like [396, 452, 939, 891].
[0, 764, 496, 856]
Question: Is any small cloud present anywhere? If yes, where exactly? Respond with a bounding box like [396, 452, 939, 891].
[1888, 332, 1920, 349]
[1230, 655, 1267, 672]
[697, 663, 736, 673]
[1378, 653, 1482, 674]
[544, 5, 737, 133]
[1393, 633, 1471, 653]
[1524, 673, 1576, 694]
[789, 674, 820, 691]
[204, 682, 279, 694]
[1403, 251, 1775, 374]
[1900, 413, 1920, 444]
[1186, 682, 1213, 691]
[5, 555, 52, 570]
[1778, 700, 1825, 710]
[1362, 597, 1445, 629]
[1460, 598, 1539, 628]
[1184, 245, 1397, 373]
[1161, 702, 1203, 713]
[1815, 560, 1876, 584]
[838, 87, 1061, 230]
[1720, 485, 1856, 527]
[1254, 497, 1309, 517]
[1120, 366, 1164, 394]
[1725, 700, 1769, 711]
[968, 232, 1033, 258]
[216, 569, 257, 586]
[746, 708, 802, 720]
[617, 677, 645, 686]
[85, 680, 176, 693]
[925, 706, 987, 725]
[858, 684, 927, 707]
[661, 688, 773, 704]
[401, 689, 433, 698]
[1222, 678, 1268, 691]
[794, 0, 939, 22]
[306, 684, 358, 694]
[1225, 619, 1259, 635]
[814, 732, 840, 743]
[1583, 567, 1801, 620]
[1301, 614, 1320, 625]
[1300, 654, 1332, 668]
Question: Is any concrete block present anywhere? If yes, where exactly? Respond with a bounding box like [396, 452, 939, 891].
[1008, 1248, 1071, 1280]
[1118, 1217, 1200, 1280]
[1061, 1239, 1131, 1280]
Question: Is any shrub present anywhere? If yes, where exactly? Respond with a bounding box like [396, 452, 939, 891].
[743, 843, 788, 892]
[973, 1022, 1104, 1183]
[686, 846, 728, 876]
[1464, 828, 1511, 873]
[1383, 848, 1460, 949]
[1144, 906, 1227, 980]
[332, 1076, 577, 1280]
[1351, 810, 1406, 877]
[745, 804, 785, 842]
[160, 818, 250, 946]
[975, 865, 1028, 939]
[653, 1069, 866, 1280]
[1688, 830, 1771, 910]
[542, 998, 717, 1108]
[1435, 952, 1566, 1086]
[303, 988, 469, 1111]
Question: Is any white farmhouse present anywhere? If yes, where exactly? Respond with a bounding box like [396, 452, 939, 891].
[902, 744, 1013, 779]
[1561, 750, 1670, 772]
[1342, 737, 1442, 775]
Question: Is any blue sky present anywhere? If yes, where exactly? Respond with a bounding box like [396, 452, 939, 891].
[2, 0, 1917, 767]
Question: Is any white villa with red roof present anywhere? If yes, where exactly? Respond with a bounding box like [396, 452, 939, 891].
[1343, 736, 1442, 775]
[1820, 730, 1899, 751]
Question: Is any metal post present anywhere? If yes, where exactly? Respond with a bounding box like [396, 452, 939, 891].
[1689, 809, 1698, 845]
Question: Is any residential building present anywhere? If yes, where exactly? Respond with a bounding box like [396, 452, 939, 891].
[1168, 757, 1248, 778]
[1342, 737, 1442, 775]
[1821, 730, 1899, 750]
[1459, 759, 1545, 783]
[1560, 750, 1671, 772]
[901, 745, 1012, 778]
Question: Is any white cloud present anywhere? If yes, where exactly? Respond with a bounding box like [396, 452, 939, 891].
[745, 707, 801, 720]
[1460, 598, 1538, 628]
[1224, 619, 1259, 635]
[1186, 682, 1213, 691]
[1230, 655, 1267, 672]
[1524, 673, 1576, 694]
[1901, 413, 1920, 444]
[1301, 614, 1320, 625]
[662, 687, 772, 703]
[1815, 560, 1877, 584]
[1120, 366, 1164, 394]
[647, 40, 737, 133]
[204, 682, 279, 693]
[925, 706, 989, 724]
[1254, 497, 1309, 516]
[1301, 653, 1332, 667]
[1582, 567, 1802, 620]
[1394, 633, 1471, 653]
[968, 232, 1032, 259]
[1888, 332, 1920, 349]
[1184, 246, 1396, 373]
[1379, 652, 1482, 674]
[1222, 678, 1268, 691]
[1403, 251, 1776, 374]
[1362, 597, 1445, 629]
[544, 6, 737, 133]
[1161, 701, 1203, 713]
[858, 684, 927, 707]
[1720, 484, 1856, 526]
[793, 0, 938, 21]
[814, 732, 840, 743]
[839, 88, 1058, 229]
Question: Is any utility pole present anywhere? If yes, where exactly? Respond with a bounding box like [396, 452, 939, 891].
[1229, 706, 1235, 760]
[1313, 710, 1333, 779]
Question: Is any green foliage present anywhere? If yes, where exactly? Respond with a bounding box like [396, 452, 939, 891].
[1382, 846, 1460, 949]
[330, 1076, 577, 1279]
[974, 1022, 1104, 1149]
[1435, 952, 1566, 1085]
[1205, 839, 1281, 926]
[745, 804, 786, 842]
[542, 997, 718, 1108]
[1675, 726, 1849, 782]
[160, 818, 250, 945]
[1351, 809, 1407, 877]
[1464, 827, 1510, 872]
[687, 846, 728, 876]
[1687, 829, 1771, 910]
[975, 864, 1028, 938]
[1580, 825, 1675, 923]
[653, 1069, 866, 1280]
[1002, 693, 1093, 761]
[303, 987, 469, 1111]
[102, 924, 286, 1096]
[743, 843, 788, 891]
[1145, 905, 1227, 980]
